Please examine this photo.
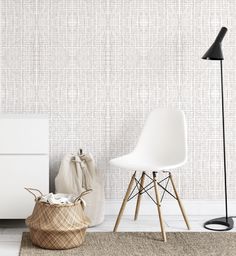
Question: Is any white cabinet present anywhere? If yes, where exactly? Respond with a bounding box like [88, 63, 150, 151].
[0, 118, 48, 154]
[0, 115, 49, 219]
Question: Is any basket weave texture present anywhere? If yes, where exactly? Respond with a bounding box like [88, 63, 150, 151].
[26, 193, 90, 250]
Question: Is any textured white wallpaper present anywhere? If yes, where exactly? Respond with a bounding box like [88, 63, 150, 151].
[1, 0, 236, 199]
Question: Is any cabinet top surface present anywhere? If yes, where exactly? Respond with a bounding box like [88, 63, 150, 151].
[0, 113, 48, 119]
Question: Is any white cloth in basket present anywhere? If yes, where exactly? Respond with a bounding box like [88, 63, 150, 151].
[39, 193, 86, 206]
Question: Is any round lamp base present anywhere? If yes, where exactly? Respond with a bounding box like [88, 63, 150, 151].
[204, 217, 234, 231]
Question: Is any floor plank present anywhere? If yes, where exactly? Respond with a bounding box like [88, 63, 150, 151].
[0, 241, 21, 256]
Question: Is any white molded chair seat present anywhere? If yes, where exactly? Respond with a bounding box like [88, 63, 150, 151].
[110, 109, 187, 171]
[110, 152, 186, 171]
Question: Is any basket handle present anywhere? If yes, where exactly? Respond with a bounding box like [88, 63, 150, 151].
[74, 189, 92, 203]
[25, 187, 43, 200]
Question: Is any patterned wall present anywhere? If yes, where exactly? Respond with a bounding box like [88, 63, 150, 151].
[1, 0, 236, 199]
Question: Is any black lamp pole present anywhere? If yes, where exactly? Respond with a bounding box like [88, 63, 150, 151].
[202, 27, 234, 231]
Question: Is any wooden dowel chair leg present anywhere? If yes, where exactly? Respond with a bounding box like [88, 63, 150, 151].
[134, 171, 145, 221]
[169, 174, 190, 230]
[113, 171, 136, 232]
[153, 172, 167, 242]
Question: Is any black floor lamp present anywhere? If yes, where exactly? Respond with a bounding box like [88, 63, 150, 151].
[202, 27, 234, 231]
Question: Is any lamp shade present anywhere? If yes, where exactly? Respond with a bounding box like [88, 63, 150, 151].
[202, 27, 227, 60]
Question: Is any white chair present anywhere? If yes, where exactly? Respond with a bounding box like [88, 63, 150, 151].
[110, 109, 190, 242]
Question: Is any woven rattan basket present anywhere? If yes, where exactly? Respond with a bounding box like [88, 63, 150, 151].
[25, 188, 91, 250]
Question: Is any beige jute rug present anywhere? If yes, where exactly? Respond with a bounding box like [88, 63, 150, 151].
[20, 232, 236, 256]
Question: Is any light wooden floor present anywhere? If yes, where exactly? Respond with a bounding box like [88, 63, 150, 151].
[1, 215, 235, 256]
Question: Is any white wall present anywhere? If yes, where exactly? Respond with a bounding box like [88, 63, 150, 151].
[1, 0, 236, 200]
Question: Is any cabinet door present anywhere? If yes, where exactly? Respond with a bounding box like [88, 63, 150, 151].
[0, 117, 48, 154]
[0, 155, 49, 218]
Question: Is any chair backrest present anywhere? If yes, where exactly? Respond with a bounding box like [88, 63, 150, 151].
[134, 109, 187, 166]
